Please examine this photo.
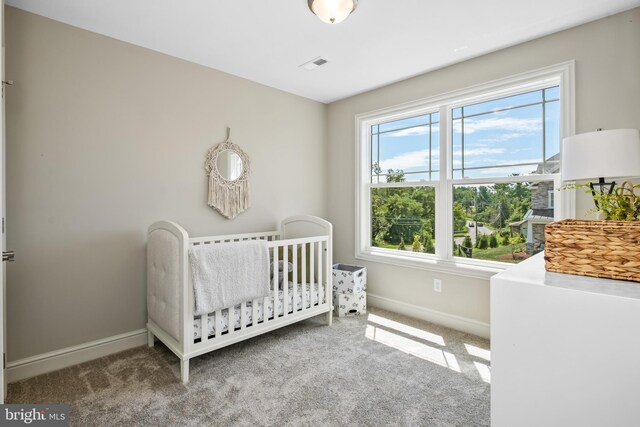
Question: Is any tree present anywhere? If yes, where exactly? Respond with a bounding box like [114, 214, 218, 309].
[398, 237, 406, 251]
[412, 235, 422, 252]
[412, 187, 436, 237]
[369, 169, 432, 246]
[507, 187, 531, 223]
[371, 188, 391, 247]
[489, 183, 513, 229]
[510, 237, 524, 260]
[421, 227, 433, 244]
[477, 234, 489, 249]
[459, 236, 473, 257]
[489, 234, 498, 248]
[386, 169, 406, 183]
[502, 232, 512, 246]
[423, 234, 435, 254]
[453, 202, 467, 233]
[386, 192, 423, 244]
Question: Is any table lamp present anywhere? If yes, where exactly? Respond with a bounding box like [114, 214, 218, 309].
[562, 128, 640, 208]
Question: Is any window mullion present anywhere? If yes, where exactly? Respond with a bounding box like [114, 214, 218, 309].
[436, 105, 450, 260]
[542, 91, 547, 172]
[360, 121, 373, 254]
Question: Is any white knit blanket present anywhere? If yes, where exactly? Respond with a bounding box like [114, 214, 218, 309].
[189, 240, 270, 315]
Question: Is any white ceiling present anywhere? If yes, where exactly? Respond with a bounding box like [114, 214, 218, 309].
[6, 0, 640, 103]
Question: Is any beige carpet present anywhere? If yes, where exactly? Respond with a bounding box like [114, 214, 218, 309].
[8, 308, 490, 426]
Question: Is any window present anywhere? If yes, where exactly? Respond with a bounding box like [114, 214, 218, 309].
[356, 63, 574, 276]
[370, 113, 439, 254]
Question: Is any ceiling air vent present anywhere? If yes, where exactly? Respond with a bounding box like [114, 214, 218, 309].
[300, 57, 328, 70]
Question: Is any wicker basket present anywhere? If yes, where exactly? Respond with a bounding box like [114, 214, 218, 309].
[544, 219, 640, 282]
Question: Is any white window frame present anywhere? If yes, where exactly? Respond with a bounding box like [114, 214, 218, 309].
[548, 191, 555, 209]
[355, 62, 575, 279]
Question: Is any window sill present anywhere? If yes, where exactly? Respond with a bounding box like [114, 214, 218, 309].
[356, 248, 508, 280]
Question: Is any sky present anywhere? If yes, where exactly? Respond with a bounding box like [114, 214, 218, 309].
[372, 87, 560, 181]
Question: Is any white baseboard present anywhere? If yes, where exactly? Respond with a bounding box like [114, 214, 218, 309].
[367, 293, 490, 339]
[6, 329, 148, 383]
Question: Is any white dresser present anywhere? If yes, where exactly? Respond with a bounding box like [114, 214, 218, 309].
[491, 253, 640, 427]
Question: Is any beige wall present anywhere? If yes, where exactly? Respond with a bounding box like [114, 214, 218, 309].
[327, 8, 640, 326]
[5, 7, 327, 361]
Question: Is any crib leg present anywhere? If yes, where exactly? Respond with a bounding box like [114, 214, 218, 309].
[147, 330, 155, 348]
[180, 359, 190, 383]
[326, 310, 333, 326]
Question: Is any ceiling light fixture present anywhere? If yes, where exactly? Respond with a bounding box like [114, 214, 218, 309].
[308, 0, 357, 24]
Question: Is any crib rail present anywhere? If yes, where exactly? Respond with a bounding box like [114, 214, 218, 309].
[191, 235, 331, 350]
[190, 230, 280, 245]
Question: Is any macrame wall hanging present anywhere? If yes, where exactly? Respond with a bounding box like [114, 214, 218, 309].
[205, 128, 250, 219]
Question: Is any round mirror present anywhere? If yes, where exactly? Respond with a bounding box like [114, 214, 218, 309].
[216, 149, 244, 181]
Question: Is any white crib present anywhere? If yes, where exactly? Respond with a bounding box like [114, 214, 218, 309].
[146, 215, 333, 383]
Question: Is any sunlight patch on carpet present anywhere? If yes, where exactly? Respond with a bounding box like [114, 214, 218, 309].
[367, 313, 445, 346]
[464, 343, 491, 361]
[365, 324, 461, 372]
[474, 361, 491, 383]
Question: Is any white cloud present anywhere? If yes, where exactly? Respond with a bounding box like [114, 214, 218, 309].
[452, 117, 541, 134]
[453, 147, 505, 156]
[379, 149, 439, 171]
[479, 133, 526, 143]
[454, 159, 482, 167]
[496, 158, 541, 166]
[379, 146, 506, 172]
[386, 126, 431, 137]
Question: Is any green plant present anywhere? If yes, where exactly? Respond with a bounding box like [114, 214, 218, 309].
[596, 182, 640, 220]
[489, 234, 498, 248]
[398, 237, 406, 251]
[562, 181, 640, 221]
[477, 234, 489, 249]
[412, 235, 422, 252]
[499, 230, 511, 246]
[423, 236, 435, 253]
[462, 235, 473, 248]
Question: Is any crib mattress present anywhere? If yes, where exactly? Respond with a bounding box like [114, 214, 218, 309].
[193, 282, 325, 339]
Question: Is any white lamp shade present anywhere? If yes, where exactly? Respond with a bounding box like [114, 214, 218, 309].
[561, 129, 640, 181]
[308, 0, 357, 24]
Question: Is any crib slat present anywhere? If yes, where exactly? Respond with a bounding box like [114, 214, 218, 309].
[292, 244, 298, 313]
[201, 315, 208, 342]
[261, 296, 267, 324]
[273, 246, 279, 320]
[241, 302, 247, 331]
[317, 240, 323, 307]
[310, 241, 315, 308]
[302, 243, 307, 310]
[325, 239, 330, 306]
[228, 307, 235, 335]
[283, 243, 289, 317]
[253, 297, 259, 326]
[215, 309, 222, 338]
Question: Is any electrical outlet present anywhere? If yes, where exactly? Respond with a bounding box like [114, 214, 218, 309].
[433, 279, 442, 293]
